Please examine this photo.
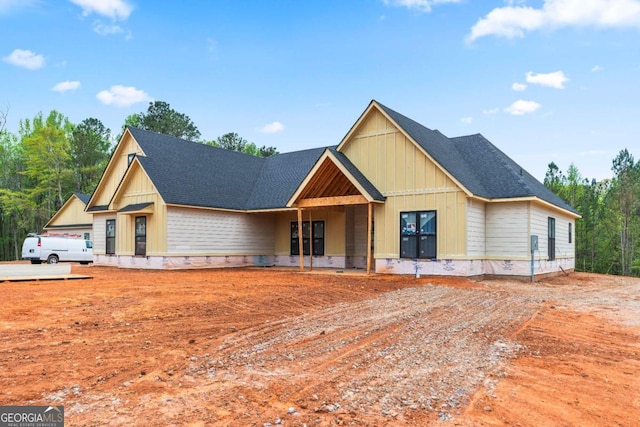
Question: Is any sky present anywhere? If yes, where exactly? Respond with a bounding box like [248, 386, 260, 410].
[1, 0, 639, 182]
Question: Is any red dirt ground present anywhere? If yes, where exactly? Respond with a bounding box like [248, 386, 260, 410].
[1, 266, 638, 426]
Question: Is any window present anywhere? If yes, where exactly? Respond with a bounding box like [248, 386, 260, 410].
[568, 223, 572, 244]
[135, 216, 146, 256]
[400, 211, 436, 259]
[548, 217, 556, 261]
[106, 219, 116, 255]
[85, 240, 93, 249]
[290, 221, 324, 256]
[84, 232, 90, 240]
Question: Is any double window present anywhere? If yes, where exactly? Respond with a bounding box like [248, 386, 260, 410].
[400, 211, 437, 259]
[290, 221, 325, 256]
[106, 219, 116, 255]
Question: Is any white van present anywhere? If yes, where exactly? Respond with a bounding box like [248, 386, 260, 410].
[21, 234, 93, 264]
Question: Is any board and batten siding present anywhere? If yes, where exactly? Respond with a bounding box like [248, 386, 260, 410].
[110, 164, 166, 255]
[466, 199, 485, 257]
[91, 133, 143, 207]
[340, 108, 467, 259]
[530, 203, 575, 260]
[485, 201, 530, 259]
[167, 207, 275, 255]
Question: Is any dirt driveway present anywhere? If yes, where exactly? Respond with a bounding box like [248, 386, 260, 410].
[1, 267, 638, 426]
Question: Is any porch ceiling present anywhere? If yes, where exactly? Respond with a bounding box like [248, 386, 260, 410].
[298, 157, 361, 200]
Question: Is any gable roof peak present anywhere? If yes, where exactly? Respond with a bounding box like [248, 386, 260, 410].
[367, 101, 578, 215]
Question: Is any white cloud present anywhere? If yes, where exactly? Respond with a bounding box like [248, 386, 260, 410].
[52, 81, 81, 92]
[69, 0, 133, 20]
[526, 70, 569, 89]
[591, 65, 603, 72]
[93, 21, 124, 35]
[383, 0, 461, 13]
[468, 0, 640, 42]
[460, 116, 473, 124]
[483, 107, 500, 115]
[512, 82, 527, 91]
[504, 100, 541, 115]
[260, 121, 285, 134]
[3, 49, 44, 70]
[96, 85, 152, 107]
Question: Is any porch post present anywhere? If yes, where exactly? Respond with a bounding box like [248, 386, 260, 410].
[366, 202, 373, 275]
[309, 209, 313, 271]
[298, 208, 304, 271]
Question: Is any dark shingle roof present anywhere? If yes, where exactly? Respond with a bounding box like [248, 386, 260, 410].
[87, 204, 109, 212]
[246, 147, 326, 209]
[130, 128, 265, 210]
[376, 102, 578, 215]
[128, 127, 331, 211]
[118, 202, 154, 212]
[74, 193, 91, 205]
[124, 100, 577, 216]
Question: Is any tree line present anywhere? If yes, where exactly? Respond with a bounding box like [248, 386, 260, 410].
[0, 101, 277, 261]
[543, 149, 639, 277]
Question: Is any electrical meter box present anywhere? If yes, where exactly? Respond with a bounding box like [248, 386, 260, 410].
[530, 235, 539, 251]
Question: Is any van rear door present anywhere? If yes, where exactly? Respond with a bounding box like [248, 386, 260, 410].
[21, 236, 42, 264]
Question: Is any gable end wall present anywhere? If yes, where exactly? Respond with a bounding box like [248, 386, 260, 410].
[341, 109, 467, 259]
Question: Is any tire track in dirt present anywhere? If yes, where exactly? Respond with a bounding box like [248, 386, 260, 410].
[178, 285, 543, 425]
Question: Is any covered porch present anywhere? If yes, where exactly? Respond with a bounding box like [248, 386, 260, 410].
[285, 148, 385, 274]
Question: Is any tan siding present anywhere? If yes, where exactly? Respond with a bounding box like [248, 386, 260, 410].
[485, 202, 529, 258]
[92, 133, 143, 206]
[112, 165, 166, 255]
[48, 197, 92, 227]
[341, 109, 467, 259]
[167, 207, 275, 255]
[327, 209, 346, 255]
[466, 199, 486, 257]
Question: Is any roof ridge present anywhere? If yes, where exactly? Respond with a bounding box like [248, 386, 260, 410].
[448, 135, 491, 195]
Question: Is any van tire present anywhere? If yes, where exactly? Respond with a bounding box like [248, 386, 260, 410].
[31, 260, 42, 264]
[47, 255, 59, 264]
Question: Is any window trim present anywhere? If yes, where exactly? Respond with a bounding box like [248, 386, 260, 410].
[106, 219, 116, 255]
[135, 216, 146, 256]
[548, 217, 556, 261]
